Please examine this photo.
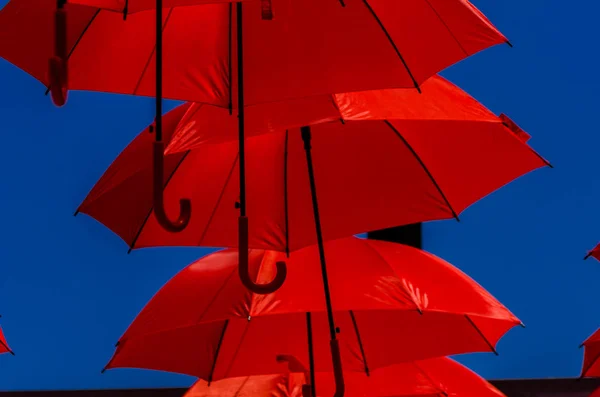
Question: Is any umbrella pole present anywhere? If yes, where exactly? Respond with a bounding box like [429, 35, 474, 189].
[235, 2, 286, 294]
[152, 0, 191, 233]
[49, 0, 68, 107]
[300, 126, 345, 397]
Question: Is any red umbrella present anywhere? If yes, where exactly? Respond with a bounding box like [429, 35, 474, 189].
[0, 0, 509, 105]
[80, 78, 546, 394]
[103, 237, 521, 381]
[78, 76, 549, 254]
[0, 327, 13, 356]
[182, 357, 506, 397]
[582, 328, 600, 377]
[0, 0, 509, 252]
[585, 244, 600, 261]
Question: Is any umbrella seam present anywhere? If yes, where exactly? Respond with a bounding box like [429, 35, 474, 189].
[128, 150, 191, 252]
[0, 338, 13, 356]
[349, 310, 370, 376]
[197, 153, 240, 246]
[232, 376, 252, 397]
[222, 320, 252, 379]
[361, 239, 423, 312]
[464, 314, 498, 355]
[422, 0, 469, 56]
[581, 351, 600, 378]
[208, 320, 230, 384]
[412, 362, 448, 396]
[133, 7, 175, 96]
[361, 0, 420, 91]
[384, 120, 459, 221]
[195, 266, 239, 325]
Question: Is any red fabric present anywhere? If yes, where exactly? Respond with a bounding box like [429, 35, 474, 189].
[104, 237, 520, 379]
[582, 328, 600, 377]
[183, 357, 506, 397]
[0, 327, 11, 355]
[0, 0, 506, 105]
[78, 77, 550, 252]
[587, 244, 600, 262]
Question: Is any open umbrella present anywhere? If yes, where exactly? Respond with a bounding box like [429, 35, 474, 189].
[582, 328, 600, 377]
[103, 237, 521, 382]
[183, 357, 506, 397]
[0, 327, 13, 356]
[585, 244, 600, 261]
[0, 0, 510, 294]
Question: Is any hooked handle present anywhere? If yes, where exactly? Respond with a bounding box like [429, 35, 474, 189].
[238, 215, 287, 294]
[49, 1, 68, 107]
[153, 141, 192, 232]
[330, 339, 345, 397]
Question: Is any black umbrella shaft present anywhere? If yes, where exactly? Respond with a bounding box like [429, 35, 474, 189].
[236, 2, 246, 216]
[306, 312, 317, 397]
[301, 126, 337, 341]
[155, 0, 163, 142]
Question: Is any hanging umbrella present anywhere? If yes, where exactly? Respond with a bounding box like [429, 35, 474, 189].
[182, 357, 506, 397]
[585, 244, 600, 261]
[103, 236, 521, 381]
[77, 75, 550, 270]
[0, 0, 510, 106]
[0, 327, 13, 356]
[0, 0, 510, 277]
[80, 77, 547, 395]
[582, 328, 600, 377]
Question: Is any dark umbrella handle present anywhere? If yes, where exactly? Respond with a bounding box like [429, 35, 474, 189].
[238, 215, 287, 294]
[330, 339, 345, 397]
[153, 141, 191, 232]
[302, 385, 312, 397]
[50, 0, 68, 107]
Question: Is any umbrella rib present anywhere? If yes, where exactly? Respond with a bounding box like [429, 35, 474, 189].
[349, 311, 370, 376]
[195, 267, 238, 325]
[361, 0, 420, 92]
[384, 121, 459, 221]
[284, 130, 290, 257]
[361, 239, 423, 313]
[128, 150, 191, 252]
[422, 0, 469, 56]
[133, 8, 175, 96]
[581, 351, 600, 378]
[222, 320, 252, 379]
[208, 320, 230, 385]
[45, 9, 101, 95]
[197, 153, 240, 246]
[412, 362, 448, 396]
[232, 376, 252, 397]
[0, 338, 13, 356]
[464, 315, 498, 355]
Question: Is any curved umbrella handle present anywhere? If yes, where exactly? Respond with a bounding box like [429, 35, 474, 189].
[238, 215, 287, 294]
[153, 141, 191, 232]
[50, 1, 68, 107]
[330, 339, 345, 397]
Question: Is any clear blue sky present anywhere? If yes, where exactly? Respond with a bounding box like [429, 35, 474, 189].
[0, 0, 598, 391]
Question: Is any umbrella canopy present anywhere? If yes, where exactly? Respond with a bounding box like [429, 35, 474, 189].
[586, 244, 600, 261]
[0, 0, 508, 106]
[104, 237, 520, 380]
[0, 327, 13, 355]
[183, 357, 506, 397]
[582, 328, 600, 377]
[77, 76, 550, 252]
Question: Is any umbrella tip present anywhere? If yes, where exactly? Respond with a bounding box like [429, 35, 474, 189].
[101, 368, 107, 374]
[519, 322, 526, 329]
[506, 40, 513, 48]
[73, 209, 80, 217]
[9, 350, 15, 356]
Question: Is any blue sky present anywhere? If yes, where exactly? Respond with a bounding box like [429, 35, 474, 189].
[0, 0, 599, 391]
